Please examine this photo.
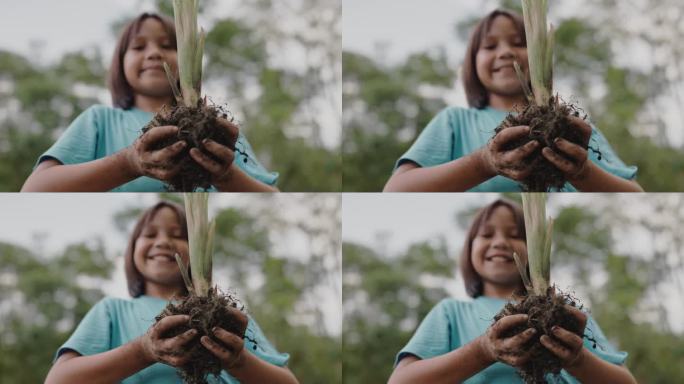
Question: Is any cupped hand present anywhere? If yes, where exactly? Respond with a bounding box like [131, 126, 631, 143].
[539, 305, 588, 369]
[541, 116, 593, 181]
[199, 307, 249, 370]
[478, 314, 537, 368]
[480, 126, 540, 181]
[189, 118, 240, 187]
[126, 125, 186, 182]
[139, 315, 197, 367]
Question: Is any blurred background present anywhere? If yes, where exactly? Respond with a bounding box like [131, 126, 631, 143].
[342, 0, 684, 191]
[0, 193, 341, 383]
[342, 193, 684, 383]
[0, 0, 341, 192]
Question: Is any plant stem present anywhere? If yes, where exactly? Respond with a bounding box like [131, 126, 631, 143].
[183, 192, 214, 297]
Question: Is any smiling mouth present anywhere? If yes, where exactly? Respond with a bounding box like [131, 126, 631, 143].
[147, 253, 176, 262]
[485, 254, 514, 262]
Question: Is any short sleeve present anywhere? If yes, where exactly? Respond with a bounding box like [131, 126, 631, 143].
[234, 133, 279, 186]
[550, 315, 628, 383]
[245, 317, 290, 366]
[395, 299, 452, 366]
[38, 106, 101, 167]
[54, 297, 112, 361]
[586, 125, 637, 180]
[395, 109, 454, 170]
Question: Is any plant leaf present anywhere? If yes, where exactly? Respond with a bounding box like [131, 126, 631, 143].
[175, 252, 194, 295]
[184, 192, 212, 296]
[513, 251, 533, 293]
[522, 192, 551, 295]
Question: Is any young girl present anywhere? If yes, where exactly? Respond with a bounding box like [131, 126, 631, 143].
[45, 201, 298, 384]
[384, 10, 643, 192]
[22, 13, 278, 192]
[388, 199, 637, 384]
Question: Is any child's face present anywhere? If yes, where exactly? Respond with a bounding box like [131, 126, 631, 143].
[123, 18, 178, 100]
[133, 206, 189, 291]
[475, 16, 529, 99]
[471, 205, 527, 289]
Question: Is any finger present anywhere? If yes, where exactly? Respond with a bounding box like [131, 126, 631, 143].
[568, 116, 593, 142]
[168, 328, 199, 348]
[202, 140, 235, 165]
[201, 335, 234, 362]
[152, 315, 190, 337]
[212, 327, 245, 352]
[540, 334, 574, 361]
[502, 327, 537, 351]
[554, 139, 587, 163]
[149, 140, 187, 163]
[491, 314, 528, 338]
[217, 118, 239, 145]
[147, 163, 183, 181]
[550, 326, 583, 350]
[564, 305, 588, 330]
[140, 126, 179, 151]
[542, 147, 577, 174]
[502, 140, 539, 163]
[226, 307, 248, 333]
[189, 147, 223, 175]
[503, 348, 534, 367]
[491, 126, 530, 151]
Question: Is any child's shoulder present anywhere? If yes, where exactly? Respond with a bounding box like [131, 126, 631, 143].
[432, 297, 478, 313]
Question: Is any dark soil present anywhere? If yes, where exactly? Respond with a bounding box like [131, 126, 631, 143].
[155, 288, 248, 384]
[494, 96, 588, 192]
[493, 287, 584, 384]
[142, 100, 235, 192]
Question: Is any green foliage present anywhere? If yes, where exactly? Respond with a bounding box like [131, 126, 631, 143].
[0, 241, 112, 383]
[342, 50, 453, 191]
[343, 239, 452, 383]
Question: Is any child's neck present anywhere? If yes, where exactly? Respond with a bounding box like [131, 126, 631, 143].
[483, 283, 517, 299]
[488, 93, 527, 112]
[144, 283, 185, 301]
[134, 95, 173, 113]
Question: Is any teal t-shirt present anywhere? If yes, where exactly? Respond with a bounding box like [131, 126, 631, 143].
[55, 295, 289, 384]
[38, 105, 279, 192]
[396, 296, 627, 384]
[396, 106, 637, 192]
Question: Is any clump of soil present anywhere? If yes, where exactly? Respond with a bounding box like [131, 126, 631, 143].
[142, 100, 235, 192]
[494, 96, 589, 191]
[493, 287, 585, 384]
[155, 287, 249, 384]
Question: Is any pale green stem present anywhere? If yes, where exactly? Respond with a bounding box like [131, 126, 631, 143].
[184, 192, 214, 297]
[521, 193, 551, 296]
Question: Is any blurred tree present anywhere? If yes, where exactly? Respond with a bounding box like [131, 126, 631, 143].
[0, 240, 112, 383]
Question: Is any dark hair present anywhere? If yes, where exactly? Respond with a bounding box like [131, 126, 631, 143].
[108, 13, 177, 110]
[460, 198, 526, 297]
[124, 201, 188, 297]
[462, 9, 527, 109]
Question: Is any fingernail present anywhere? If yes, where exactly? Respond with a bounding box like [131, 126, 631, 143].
[554, 138, 561, 144]
[189, 329, 197, 335]
[212, 327, 219, 333]
[552, 326, 559, 332]
[527, 328, 536, 335]
[203, 139, 210, 145]
[177, 141, 186, 147]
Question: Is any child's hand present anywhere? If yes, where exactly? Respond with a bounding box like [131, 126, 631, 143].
[480, 126, 540, 181]
[541, 117, 593, 182]
[478, 314, 537, 368]
[199, 307, 249, 370]
[539, 305, 588, 370]
[189, 119, 240, 187]
[138, 314, 197, 367]
[127, 125, 186, 182]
